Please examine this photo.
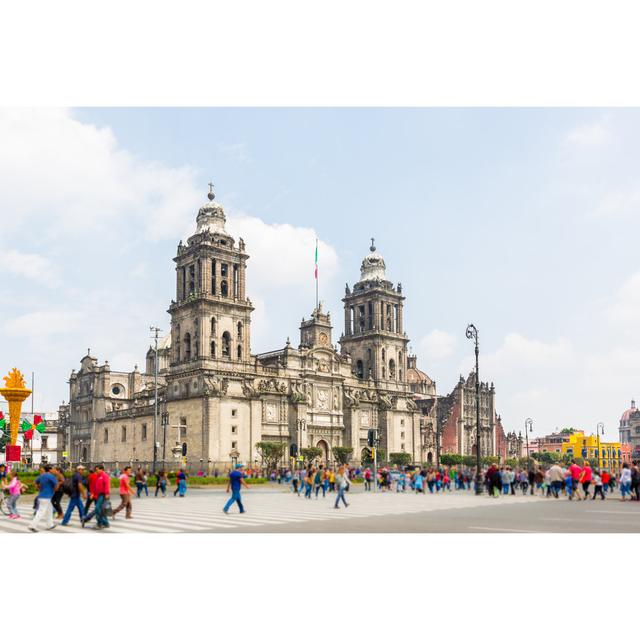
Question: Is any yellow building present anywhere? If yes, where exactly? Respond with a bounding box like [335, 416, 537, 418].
[561, 431, 623, 470]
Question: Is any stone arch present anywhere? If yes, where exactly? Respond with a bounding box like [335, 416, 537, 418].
[222, 331, 231, 358]
[184, 333, 192, 360]
[427, 451, 433, 465]
[317, 439, 329, 462]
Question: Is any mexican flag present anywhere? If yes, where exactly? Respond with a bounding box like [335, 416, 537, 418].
[34, 415, 46, 433]
[314, 239, 318, 280]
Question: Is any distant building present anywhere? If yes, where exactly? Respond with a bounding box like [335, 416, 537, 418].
[619, 399, 640, 457]
[561, 431, 624, 471]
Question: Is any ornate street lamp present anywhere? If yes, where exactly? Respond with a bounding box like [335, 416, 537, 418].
[524, 418, 533, 472]
[466, 323, 482, 495]
[596, 422, 605, 470]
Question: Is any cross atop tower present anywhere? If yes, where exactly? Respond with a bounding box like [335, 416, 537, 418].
[370, 237, 376, 252]
[208, 182, 215, 201]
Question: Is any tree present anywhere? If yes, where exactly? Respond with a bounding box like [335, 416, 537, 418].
[462, 455, 477, 467]
[440, 454, 463, 466]
[389, 452, 412, 467]
[0, 429, 9, 453]
[560, 428, 576, 435]
[332, 446, 353, 465]
[481, 456, 500, 465]
[300, 447, 323, 464]
[255, 441, 286, 472]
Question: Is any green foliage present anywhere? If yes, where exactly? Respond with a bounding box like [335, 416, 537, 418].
[462, 455, 478, 467]
[389, 452, 412, 467]
[560, 428, 576, 434]
[0, 429, 9, 453]
[332, 446, 353, 465]
[440, 454, 463, 466]
[481, 456, 499, 465]
[255, 441, 287, 471]
[300, 446, 323, 463]
[361, 448, 386, 465]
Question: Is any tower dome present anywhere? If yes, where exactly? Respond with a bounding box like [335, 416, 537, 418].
[196, 183, 226, 234]
[360, 238, 386, 281]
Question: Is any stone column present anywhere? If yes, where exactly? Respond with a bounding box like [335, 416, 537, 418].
[397, 302, 404, 334]
[344, 305, 351, 336]
[202, 257, 211, 295]
[238, 262, 246, 300]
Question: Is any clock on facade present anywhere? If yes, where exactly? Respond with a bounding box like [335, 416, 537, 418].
[319, 332, 328, 345]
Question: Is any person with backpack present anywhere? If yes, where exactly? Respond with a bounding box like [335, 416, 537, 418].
[61, 465, 86, 526]
[175, 468, 187, 497]
[334, 465, 350, 509]
[82, 464, 111, 529]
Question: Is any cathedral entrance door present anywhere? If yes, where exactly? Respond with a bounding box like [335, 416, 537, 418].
[317, 439, 329, 464]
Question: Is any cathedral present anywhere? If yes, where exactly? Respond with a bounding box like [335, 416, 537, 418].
[67, 187, 511, 470]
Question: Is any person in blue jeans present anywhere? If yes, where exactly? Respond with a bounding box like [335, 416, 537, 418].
[224, 463, 249, 513]
[61, 465, 86, 526]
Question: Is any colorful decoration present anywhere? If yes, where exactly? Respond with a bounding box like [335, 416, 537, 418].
[34, 415, 46, 433]
[0, 411, 6, 430]
[5, 445, 21, 462]
[20, 418, 31, 432]
[0, 368, 32, 446]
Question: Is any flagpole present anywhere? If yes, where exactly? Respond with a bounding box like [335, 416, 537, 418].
[315, 238, 319, 311]
[31, 372, 34, 468]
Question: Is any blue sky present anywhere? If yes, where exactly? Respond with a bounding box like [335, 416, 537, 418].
[2, 107, 639, 438]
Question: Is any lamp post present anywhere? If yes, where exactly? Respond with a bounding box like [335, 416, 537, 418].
[524, 418, 533, 472]
[150, 326, 162, 474]
[466, 324, 482, 495]
[596, 422, 604, 470]
[297, 418, 306, 468]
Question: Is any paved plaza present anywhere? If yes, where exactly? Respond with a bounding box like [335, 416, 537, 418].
[3, 487, 640, 533]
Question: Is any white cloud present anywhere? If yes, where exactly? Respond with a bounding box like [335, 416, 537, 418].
[605, 271, 640, 331]
[459, 333, 573, 379]
[4, 310, 83, 337]
[4, 249, 59, 287]
[593, 189, 640, 218]
[418, 329, 457, 360]
[0, 108, 202, 242]
[564, 118, 610, 147]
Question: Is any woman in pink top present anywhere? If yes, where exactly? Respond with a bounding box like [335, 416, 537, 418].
[579, 462, 593, 499]
[6, 471, 26, 519]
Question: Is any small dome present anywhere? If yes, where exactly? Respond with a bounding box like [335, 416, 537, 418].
[360, 238, 386, 281]
[620, 399, 637, 425]
[196, 184, 226, 234]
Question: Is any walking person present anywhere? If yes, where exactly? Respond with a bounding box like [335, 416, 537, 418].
[51, 466, 65, 520]
[592, 471, 605, 500]
[569, 460, 584, 500]
[135, 467, 144, 498]
[112, 466, 135, 519]
[142, 469, 149, 497]
[28, 465, 60, 532]
[620, 463, 632, 500]
[334, 465, 350, 509]
[174, 468, 187, 497]
[223, 463, 249, 513]
[304, 467, 314, 499]
[155, 469, 167, 497]
[84, 466, 97, 514]
[83, 464, 111, 529]
[548, 462, 564, 499]
[579, 461, 592, 500]
[60, 465, 86, 526]
[363, 467, 372, 491]
[291, 471, 299, 495]
[4, 470, 27, 519]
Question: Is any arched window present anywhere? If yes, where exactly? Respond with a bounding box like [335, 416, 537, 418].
[210, 340, 216, 357]
[381, 348, 386, 363]
[237, 344, 242, 360]
[184, 333, 192, 360]
[175, 324, 181, 362]
[211, 317, 217, 337]
[389, 359, 396, 379]
[356, 360, 364, 379]
[104, 428, 109, 444]
[237, 321, 243, 339]
[222, 331, 231, 358]
[221, 280, 228, 297]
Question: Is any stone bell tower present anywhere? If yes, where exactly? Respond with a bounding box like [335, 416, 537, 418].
[339, 239, 409, 383]
[168, 184, 253, 370]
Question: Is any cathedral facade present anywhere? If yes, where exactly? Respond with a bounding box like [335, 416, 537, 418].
[67, 189, 426, 470]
